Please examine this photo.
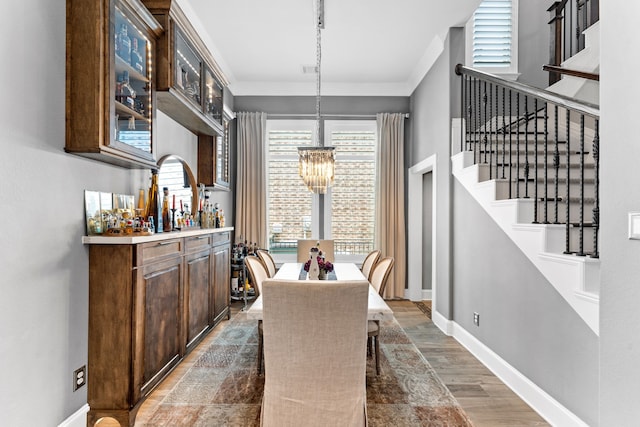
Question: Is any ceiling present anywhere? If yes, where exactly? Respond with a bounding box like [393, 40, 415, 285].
[180, 0, 481, 97]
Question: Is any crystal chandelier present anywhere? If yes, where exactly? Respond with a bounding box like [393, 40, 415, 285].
[298, 0, 335, 194]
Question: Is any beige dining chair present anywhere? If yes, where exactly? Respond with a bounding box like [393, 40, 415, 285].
[366, 257, 394, 375]
[296, 239, 335, 262]
[260, 279, 369, 427]
[256, 249, 277, 278]
[244, 256, 270, 374]
[361, 249, 381, 282]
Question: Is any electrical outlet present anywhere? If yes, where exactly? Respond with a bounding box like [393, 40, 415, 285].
[473, 312, 480, 326]
[73, 366, 86, 391]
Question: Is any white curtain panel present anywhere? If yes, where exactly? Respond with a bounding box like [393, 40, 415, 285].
[235, 112, 267, 248]
[375, 113, 406, 299]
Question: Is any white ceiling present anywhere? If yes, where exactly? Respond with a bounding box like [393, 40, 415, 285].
[179, 0, 481, 96]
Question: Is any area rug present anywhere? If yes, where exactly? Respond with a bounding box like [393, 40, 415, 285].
[139, 313, 472, 427]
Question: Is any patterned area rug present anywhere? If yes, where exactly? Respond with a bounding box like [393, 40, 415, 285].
[139, 313, 472, 426]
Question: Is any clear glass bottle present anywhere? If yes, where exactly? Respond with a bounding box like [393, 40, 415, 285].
[117, 23, 131, 63]
[130, 37, 144, 74]
[116, 71, 136, 110]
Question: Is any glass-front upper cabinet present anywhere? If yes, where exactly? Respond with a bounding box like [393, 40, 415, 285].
[66, 0, 162, 169]
[174, 29, 202, 110]
[113, 5, 153, 157]
[204, 66, 224, 127]
[142, 0, 226, 136]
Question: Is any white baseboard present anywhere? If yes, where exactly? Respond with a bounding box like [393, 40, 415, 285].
[432, 312, 588, 427]
[403, 289, 433, 301]
[58, 404, 89, 427]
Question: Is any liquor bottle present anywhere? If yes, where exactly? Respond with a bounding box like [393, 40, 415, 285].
[145, 170, 160, 233]
[162, 187, 171, 232]
[130, 38, 144, 74]
[116, 71, 136, 110]
[117, 24, 131, 63]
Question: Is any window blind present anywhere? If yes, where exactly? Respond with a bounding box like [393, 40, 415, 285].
[473, 0, 512, 67]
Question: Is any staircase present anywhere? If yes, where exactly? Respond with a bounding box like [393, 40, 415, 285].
[453, 64, 600, 335]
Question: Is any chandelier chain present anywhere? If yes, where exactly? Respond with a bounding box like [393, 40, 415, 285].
[316, 0, 322, 146]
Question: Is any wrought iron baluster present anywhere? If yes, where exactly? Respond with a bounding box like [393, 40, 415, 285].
[516, 92, 520, 198]
[483, 81, 488, 166]
[554, 105, 560, 224]
[466, 76, 472, 152]
[564, 109, 571, 254]
[592, 119, 599, 258]
[501, 87, 506, 179]
[543, 101, 549, 224]
[460, 73, 464, 153]
[533, 98, 539, 223]
[524, 95, 531, 200]
[475, 77, 480, 164]
[509, 90, 513, 199]
[577, 114, 585, 256]
[495, 84, 499, 180]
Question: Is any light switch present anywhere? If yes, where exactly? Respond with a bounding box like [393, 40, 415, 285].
[628, 212, 640, 240]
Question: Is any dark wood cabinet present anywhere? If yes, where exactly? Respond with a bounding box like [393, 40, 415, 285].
[142, 0, 227, 136]
[66, 0, 163, 169]
[212, 235, 231, 324]
[85, 229, 231, 427]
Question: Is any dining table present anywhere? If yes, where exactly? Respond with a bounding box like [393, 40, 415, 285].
[246, 262, 394, 321]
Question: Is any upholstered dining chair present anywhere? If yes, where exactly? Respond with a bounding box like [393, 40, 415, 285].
[366, 257, 395, 375]
[256, 249, 277, 278]
[260, 279, 369, 427]
[361, 249, 381, 282]
[244, 256, 270, 373]
[296, 239, 335, 262]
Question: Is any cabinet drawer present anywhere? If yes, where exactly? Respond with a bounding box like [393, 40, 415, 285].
[185, 235, 212, 253]
[212, 232, 230, 246]
[139, 239, 182, 264]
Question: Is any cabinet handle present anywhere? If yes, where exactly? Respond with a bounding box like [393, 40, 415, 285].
[156, 241, 174, 246]
[196, 236, 208, 240]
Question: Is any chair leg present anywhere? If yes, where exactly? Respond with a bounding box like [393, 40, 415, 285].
[257, 321, 263, 374]
[374, 335, 380, 376]
[367, 336, 372, 357]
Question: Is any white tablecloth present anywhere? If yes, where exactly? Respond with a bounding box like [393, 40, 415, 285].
[246, 263, 394, 321]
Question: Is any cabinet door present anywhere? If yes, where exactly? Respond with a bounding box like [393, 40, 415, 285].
[211, 244, 230, 324]
[184, 249, 212, 351]
[134, 255, 183, 400]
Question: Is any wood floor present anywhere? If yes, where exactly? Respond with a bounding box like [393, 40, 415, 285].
[130, 300, 549, 426]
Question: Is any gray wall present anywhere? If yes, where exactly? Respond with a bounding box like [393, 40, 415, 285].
[516, 0, 551, 89]
[452, 181, 599, 425]
[0, 1, 234, 425]
[599, 1, 640, 425]
[408, 29, 462, 317]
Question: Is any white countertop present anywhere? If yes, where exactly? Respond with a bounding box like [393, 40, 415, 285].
[82, 226, 234, 244]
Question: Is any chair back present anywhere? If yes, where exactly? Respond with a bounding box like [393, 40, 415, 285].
[261, 279, 369, 427]
[256, 249, 277, 278]
[296, 239, 335, 263]
[361, 249, 381, 282]
[370, 257, 394, 296]
[244, 256, 269, 295]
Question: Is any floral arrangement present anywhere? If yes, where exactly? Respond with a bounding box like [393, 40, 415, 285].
[303, 256, 334, 273]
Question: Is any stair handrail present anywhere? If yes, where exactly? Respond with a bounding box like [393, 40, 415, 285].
[455, 64, 599, 118]
[542, 64, 599, 82]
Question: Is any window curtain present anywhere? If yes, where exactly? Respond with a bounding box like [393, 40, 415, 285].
[375, 113, 406, 299]
[235, 112, 267, 248]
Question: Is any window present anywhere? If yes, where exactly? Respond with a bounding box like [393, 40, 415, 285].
[466, 0, 518, 77]
[266, 120, 377, 263]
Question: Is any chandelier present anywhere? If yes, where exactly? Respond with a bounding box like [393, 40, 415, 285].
[298, 0, 335, 194]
